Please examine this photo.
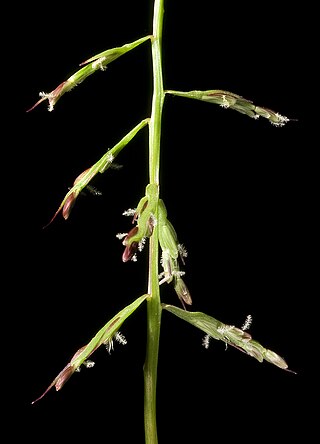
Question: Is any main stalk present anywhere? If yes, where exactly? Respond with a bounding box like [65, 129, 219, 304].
[143, 0, 165, 443]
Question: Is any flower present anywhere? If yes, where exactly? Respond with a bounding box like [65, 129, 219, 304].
[61, 168, 91, 219]
[165, 89, 292, 126]
[26, 36, 152, 113]
[122, 227, 139, 262]
[120, 184, 158, 262]
[62, 191, 78, 220]
[26, 81, 73, 112]
[173, 275, 192, 309]
[158, 199, 192, 309]
[31, 345, 88, 404]
[43, 168, 91, 228]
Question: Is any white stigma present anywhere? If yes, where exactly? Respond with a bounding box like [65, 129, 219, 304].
[241, 314, 253, 331]
[202, 334, 211, 349]
[123, 208, 136, 216]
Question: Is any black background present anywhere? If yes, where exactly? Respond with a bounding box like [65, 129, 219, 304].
[7, 1, 313, 442]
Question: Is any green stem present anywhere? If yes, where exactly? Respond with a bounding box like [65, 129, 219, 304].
[143, 0, 165, 443]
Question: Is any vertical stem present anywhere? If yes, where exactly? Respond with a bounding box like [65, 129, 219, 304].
[149, 0, 164, 186]
[144, 0, 165, 443]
